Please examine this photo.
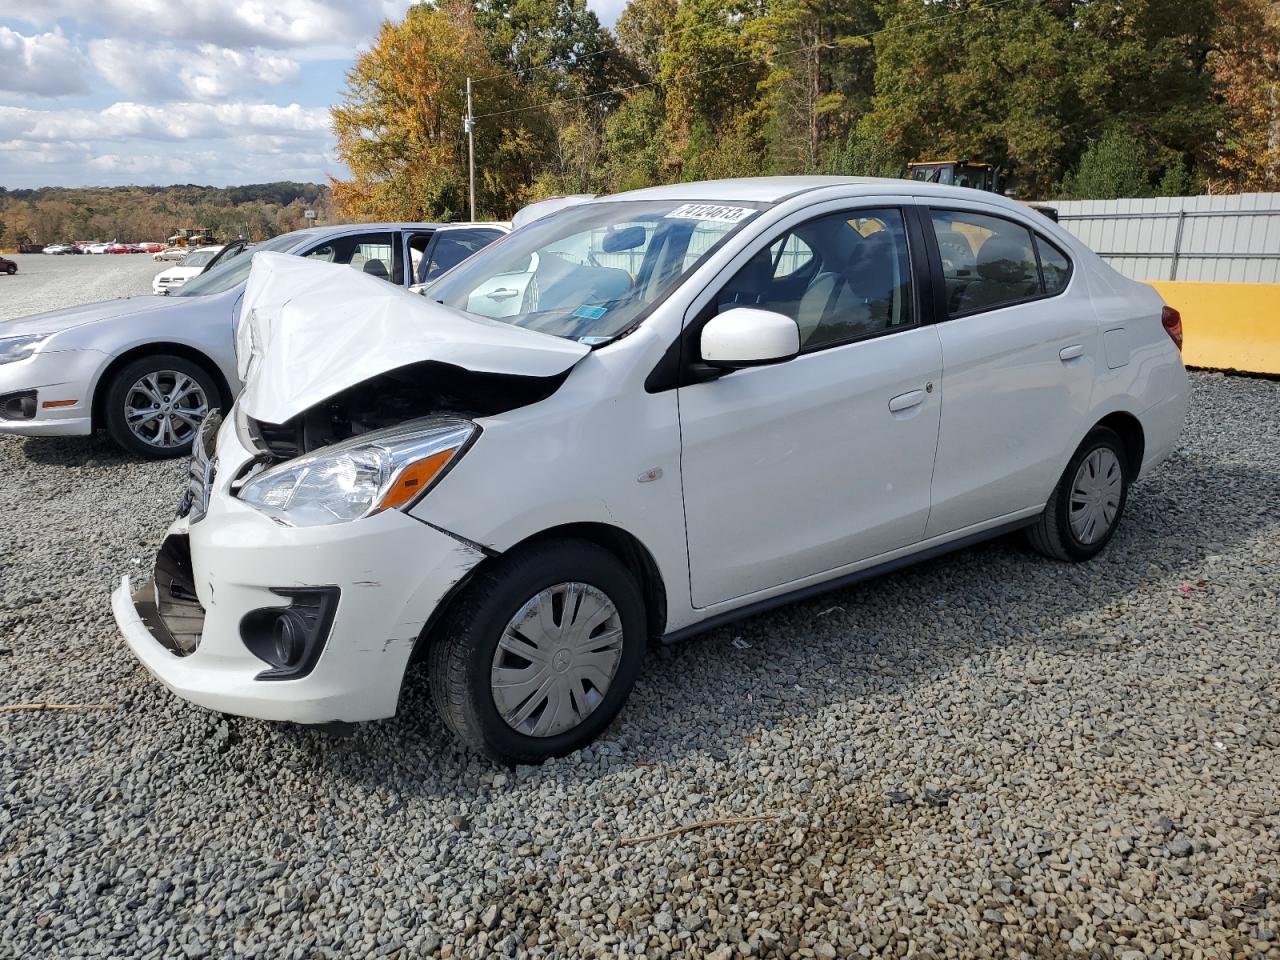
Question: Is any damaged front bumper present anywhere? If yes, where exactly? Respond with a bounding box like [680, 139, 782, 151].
[112, 410, 486, 724]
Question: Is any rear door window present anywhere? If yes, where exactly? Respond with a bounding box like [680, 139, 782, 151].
[303, 232, 396, 283]
[419, 228, 504, 284]
[928, 211, 1041, 316]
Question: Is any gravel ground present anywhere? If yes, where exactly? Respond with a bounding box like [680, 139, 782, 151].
[0, 253, 159, 322]
[1, 262, 1278, 958]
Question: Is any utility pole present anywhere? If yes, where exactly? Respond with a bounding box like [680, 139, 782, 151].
[465, 77, 476, 222]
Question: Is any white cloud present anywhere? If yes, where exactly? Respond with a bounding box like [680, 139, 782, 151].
[0, 26, 91, 97]
[0, 101, 331, 143]
[11, 1, 414, 55]
[0, 101, 337, 187]
[88, 40, 300, 101]
[87, 152, 197, 178]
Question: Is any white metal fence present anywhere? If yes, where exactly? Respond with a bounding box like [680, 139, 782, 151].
[1049, 193, 1280, 283]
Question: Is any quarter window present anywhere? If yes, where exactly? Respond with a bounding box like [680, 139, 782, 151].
[929, 211, 1040, 316]
[715, 208, 915, 352]
[1037, 236, 1072, 295]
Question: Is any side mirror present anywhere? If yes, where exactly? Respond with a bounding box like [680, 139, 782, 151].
[700, 308, 800, 368]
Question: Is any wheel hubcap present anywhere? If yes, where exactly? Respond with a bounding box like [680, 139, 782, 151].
[124, 371, 208, 448]
[490, 582, 624, 738]
[1069, 447, 1123, 545]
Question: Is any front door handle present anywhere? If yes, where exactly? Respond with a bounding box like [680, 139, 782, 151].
[888, 389, 925, 413]
[1059, 343, 1085, 362]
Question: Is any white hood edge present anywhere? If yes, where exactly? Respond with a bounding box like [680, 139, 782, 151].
[236, 252, 590, 425]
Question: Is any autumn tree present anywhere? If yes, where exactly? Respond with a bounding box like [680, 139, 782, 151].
[658, 0, 771, 180]
[616, 0, 677, 80]
[746, 0, 878, 174]
[1208, 0, 1280, 190]
[331, 1, 534, 220]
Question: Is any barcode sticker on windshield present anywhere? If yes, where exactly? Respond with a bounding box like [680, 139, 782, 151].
[664, 203, 755, 224]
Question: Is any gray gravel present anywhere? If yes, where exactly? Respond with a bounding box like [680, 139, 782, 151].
[0, 253, 159, 322]
[2, 264, 1279, 958]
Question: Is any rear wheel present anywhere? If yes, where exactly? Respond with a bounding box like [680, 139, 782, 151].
[429, 539, 646, 764]
[103, 355, 219, 459]
[1027, 426, 1129, 562]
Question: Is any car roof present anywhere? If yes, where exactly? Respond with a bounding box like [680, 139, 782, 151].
[282, 221, 509, 241]
[599, 176, 1036, 215]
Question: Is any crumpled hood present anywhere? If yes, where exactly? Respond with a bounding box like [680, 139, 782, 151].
[1, 294, 182, 338]
[236, 252, 590, 424]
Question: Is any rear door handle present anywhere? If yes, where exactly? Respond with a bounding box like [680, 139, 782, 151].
[1059, 343, 1085, 361]
[888, 389, 925, 413]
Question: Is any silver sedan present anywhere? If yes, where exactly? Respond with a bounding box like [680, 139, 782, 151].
[0, 222, 507, 457]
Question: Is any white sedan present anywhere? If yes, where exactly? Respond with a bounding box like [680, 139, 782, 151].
[113, 177, 1188, 763]
[151, 245, 238, 295]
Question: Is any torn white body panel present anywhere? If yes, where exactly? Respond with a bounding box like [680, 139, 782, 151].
[236, 253, 589, 424]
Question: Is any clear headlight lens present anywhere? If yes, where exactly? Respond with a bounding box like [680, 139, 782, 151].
[237, 418, 477, 527]
[0, 334, 48, 365]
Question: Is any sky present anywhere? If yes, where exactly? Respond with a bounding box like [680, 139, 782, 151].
[0, 0, 626, 190]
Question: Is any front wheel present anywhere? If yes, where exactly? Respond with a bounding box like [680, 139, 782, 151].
[103, 355, 219, 459]
[429, 540, 647, 764]
[1027, 426, 1130, 562]
[4, 265, 15, 275]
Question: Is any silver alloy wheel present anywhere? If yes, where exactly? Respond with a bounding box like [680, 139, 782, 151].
[124, 370, 209, 449]
[490, 582, 624, 738]
[1069, 447, 1123, 545]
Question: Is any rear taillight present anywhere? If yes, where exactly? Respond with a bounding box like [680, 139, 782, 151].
[1161, 305, 1183, 352]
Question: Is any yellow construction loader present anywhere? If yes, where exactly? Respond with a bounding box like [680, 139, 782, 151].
[905, 158, 1058, 221]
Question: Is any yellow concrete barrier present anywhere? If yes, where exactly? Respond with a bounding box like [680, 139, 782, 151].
[1149, 281, 1280, 375]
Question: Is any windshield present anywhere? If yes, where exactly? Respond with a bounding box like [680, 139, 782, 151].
[181, 249, 218, 268]
[427, 199, 763, 342]
[173, 233, 301, 297]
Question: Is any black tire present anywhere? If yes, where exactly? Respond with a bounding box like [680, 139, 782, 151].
[1027, 426, 1130, 562]
[4, 265, 15, 275]
[102, 354, 220, 459]
[429, 539, 647, 764]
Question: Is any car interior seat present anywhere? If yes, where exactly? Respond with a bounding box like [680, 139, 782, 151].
[955, 235, 1039, 313]
[362, 258, 390, 281]
[796, 228, 898, 348]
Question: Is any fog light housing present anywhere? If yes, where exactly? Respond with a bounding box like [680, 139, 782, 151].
[239, 587, 339, 680]
[0, 390, 37, 421]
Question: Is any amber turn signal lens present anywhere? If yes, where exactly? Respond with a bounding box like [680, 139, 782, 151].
[41, 399, 78, 408]
[374, 448, 459, 512]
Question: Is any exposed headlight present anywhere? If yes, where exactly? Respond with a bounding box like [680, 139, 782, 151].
[0, 334, 49, 365]
[237, 418, 477, 527]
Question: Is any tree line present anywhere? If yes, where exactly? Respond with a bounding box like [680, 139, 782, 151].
[331, 0, 1280, 222]
[0, 183, 333, 248]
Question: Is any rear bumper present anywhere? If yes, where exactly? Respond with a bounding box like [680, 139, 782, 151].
[1138, 367, 1189, 477]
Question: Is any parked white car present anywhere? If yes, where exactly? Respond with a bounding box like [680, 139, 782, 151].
[86, 242, 112, 255]
[111, 177, 1188, 763]
[154, 246, 192, 262]
[0, 223, 507, 456]
[151, 245, 232, 295]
